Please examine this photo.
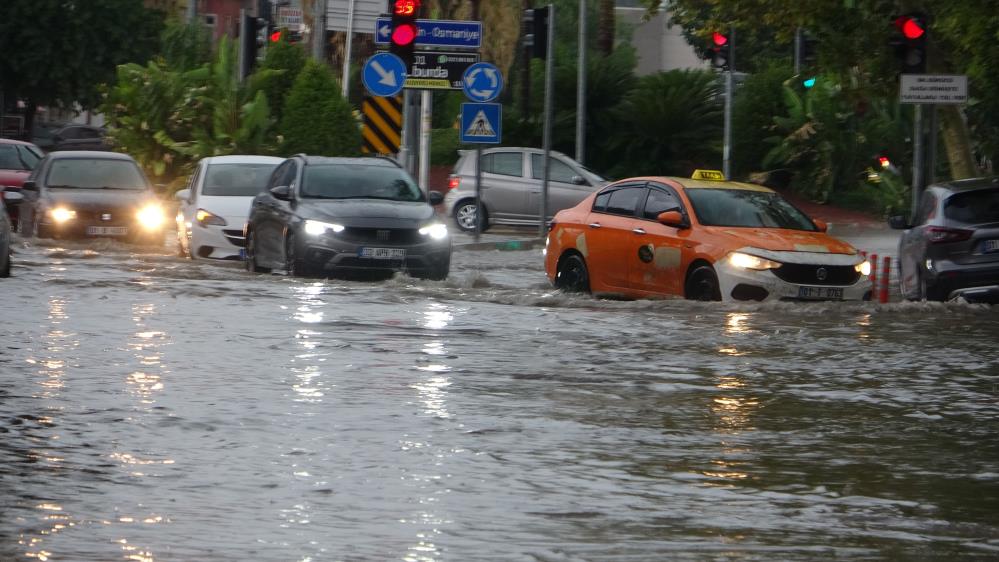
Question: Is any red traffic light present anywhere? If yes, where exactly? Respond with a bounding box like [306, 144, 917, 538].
[270, 30, 282, 42]
[391, 23, 417, 46]
[393, 0, 421, 16]
[712, 31, 728, 46]
[896, 16, 925, 40]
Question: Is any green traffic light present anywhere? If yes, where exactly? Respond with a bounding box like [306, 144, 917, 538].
[803, 77, 816, 88]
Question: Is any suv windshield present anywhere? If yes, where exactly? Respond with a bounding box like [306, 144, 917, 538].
[46, 158, 148, 190]
[686, 188, 817, 230]
[302, 164, 424, 202]
[203, 163, 278, 196]
[944, 188, 999, 224]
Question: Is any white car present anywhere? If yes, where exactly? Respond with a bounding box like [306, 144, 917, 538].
[175, 155, 283, 259]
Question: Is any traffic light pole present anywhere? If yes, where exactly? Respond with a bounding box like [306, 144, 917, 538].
[911, 104, 924, 221]
[418, 90, 431, 193]
[722, 28, 734, 179]
[540, 3, 555, 238]
[575, 0, 586, 165]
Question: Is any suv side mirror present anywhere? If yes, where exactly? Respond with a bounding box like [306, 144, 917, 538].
[21, 180, 38, 191]
[428, 191, 444, 206]
[571, 175, 588, 186]
[888, 215, 910, 229]
[657, 210, 688, 229]
[269, 185, 292, 201]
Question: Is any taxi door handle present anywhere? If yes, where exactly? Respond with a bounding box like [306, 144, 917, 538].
[588, 223, 601, 229]
[632, 228, 646, 235]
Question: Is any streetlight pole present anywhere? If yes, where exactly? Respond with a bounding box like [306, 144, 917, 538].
[575, 0, 586, 165]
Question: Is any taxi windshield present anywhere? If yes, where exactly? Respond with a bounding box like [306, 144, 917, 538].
[686, 188, 817, 231]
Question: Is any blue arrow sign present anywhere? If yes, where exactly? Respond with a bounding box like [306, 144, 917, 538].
[462, 62, 503, 103]
[374, 18, 482, 49]
[460, 103, 502, 144]
[362, 52, 406, 97]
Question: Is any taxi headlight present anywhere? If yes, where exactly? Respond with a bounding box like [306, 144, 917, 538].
[728, 251, 781, 270]
[418, 222, 448, 240]
[195, 209, 227, 227]
[304, 219, 345, 236]
[136, 204, 166, 230]
[855, 260, 871, 276]
[49, 207, 77, 223]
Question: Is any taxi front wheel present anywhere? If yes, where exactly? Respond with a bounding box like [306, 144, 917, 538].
[685, 265, 722, 301]
[555, 254, 590, 293]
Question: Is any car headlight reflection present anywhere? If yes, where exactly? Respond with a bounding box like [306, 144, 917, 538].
[136, 204, 166, 230]
[195, 209, 227, 227]
[855, 260, 872, 276]
[418, 222, 448, 240]
[48, 207, 77, 223]
[304, 220, 345, 236]
[728, 251, 781, 270]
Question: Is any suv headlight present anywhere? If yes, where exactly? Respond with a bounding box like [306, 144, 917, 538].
[136, 204, 166, 230]
[418, 222, 448, 240]
[304, 220, 345, 236]
[48, 207, 77, 223]
[728, 251, 781, 270]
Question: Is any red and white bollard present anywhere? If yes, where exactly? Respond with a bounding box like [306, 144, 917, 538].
[869, 253, 879, 296]
[880, 256, 891, 303]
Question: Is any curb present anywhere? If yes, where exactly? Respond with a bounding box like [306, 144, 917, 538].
[453, 238, 544, 251]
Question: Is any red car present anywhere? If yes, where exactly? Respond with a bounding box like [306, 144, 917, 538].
[0, 138, 45, 229]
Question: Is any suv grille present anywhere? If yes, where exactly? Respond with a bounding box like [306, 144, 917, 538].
[772, 263, 859, 286]
[339, 227, 420, 245]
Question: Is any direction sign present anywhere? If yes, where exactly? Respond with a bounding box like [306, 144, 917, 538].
[462, 62, 503, 102]
[900, 74, 968, 104]
[404, 51, 480, 90]
[362, 52, 406, 97]
[460, 103, 502, 144]
[374, 18, 482, 49]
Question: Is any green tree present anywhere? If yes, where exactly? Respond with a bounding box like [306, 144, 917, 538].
[280, 60, 361, 156]
[0, 0, 164, 133]
[252, 36, 308, 124]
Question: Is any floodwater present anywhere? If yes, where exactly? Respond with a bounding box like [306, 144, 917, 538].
[1, 234, 997, 561]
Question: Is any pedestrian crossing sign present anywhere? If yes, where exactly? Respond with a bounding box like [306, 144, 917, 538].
[460, 102, 502, 144]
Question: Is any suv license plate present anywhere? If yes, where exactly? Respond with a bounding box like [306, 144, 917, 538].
[798, 286, 844, 300]
[984, 239, 999, 253]
[86, 226, 128, 236]
[360, 247, 405, 260]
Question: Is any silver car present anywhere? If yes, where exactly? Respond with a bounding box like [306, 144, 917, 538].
[890, 177, 999, 302]
[442, 147, 606, 232]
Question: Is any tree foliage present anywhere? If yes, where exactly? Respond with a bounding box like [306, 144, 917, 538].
[253, 36, 308, 124]
[280, 60, 361, 156]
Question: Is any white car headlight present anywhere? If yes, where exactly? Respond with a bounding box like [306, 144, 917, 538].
[49, 207, 77, 223]
[855, 260, 871, 276]
[195, 209, 226, 227]
[304, 220, 345, 236]
[728, 251, 781, 270]
[136, 204, 166, 230]
[418, 222, 448, 240]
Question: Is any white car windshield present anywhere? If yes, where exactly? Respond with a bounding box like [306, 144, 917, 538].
[203, 163, 278, 196]
[46, 158, 148, 190]
[302, 164, 424, 202]
[686, 188, 817, 230]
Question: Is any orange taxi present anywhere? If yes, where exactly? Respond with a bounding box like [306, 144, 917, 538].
[544, 170, 873, 301]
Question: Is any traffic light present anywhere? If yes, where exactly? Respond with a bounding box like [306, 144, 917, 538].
[255, 18, 270, 60]
[523, 7, 549, 59]
[799, 31, 818, 88]
[390, 0, 421, 71]
[707, 31, 730, 70]
[240, 13, 261, 78]
[892, 13, 927, 73]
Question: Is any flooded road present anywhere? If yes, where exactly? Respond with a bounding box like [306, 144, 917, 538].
[1, 233, 997, 561]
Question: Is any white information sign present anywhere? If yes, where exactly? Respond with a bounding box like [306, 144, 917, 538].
[900, 74, 968, 104]
[276, 7, 303, 29]
[326, 0, 384, 32]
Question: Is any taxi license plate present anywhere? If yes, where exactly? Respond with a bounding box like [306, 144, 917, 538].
[984, 239, 999, 253]
[797, 286, 844, 300]
[86, 226, 128, 236]
[359, 247, 405, 260]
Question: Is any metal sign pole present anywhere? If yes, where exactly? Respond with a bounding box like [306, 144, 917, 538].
[911, 104, 924, 221]
[339, 0, 352, 95]
[238, 9, 248, 83]
[722, 27, 734, 178]
[540, 3, 555, 238]
[474, 147, 483, 242]
[398, 89, 411, 169]
[419, 90, 431, 192]
[575, 0, 586, 164]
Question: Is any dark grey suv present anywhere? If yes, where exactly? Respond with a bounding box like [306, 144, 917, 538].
[889, 177, 999, 302]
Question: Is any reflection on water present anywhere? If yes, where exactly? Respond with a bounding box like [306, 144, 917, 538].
[1, 237, 997, 561]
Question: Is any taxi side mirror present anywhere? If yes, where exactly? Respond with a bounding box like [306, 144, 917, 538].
[657, 210, 688, 229]
[813, 218, 828, 232]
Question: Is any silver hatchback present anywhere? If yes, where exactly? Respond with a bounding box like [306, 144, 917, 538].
[890, 177, 999, 302]
[442, 147, 606, 232]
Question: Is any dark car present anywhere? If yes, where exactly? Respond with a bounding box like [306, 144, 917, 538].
[889, 177, 999, 302]
[0, 138, 45, 230]
[18, 151, 167, 243]
[47, 124, 110, 152]
[244, 155, 451, 280]
[1, 188, 24, 277]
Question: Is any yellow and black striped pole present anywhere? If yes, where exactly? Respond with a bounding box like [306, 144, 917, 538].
[361, 94, 403, 155]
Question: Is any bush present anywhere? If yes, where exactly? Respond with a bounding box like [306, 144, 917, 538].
[430, 128, 460, 166]
[280, 60, 361, 156]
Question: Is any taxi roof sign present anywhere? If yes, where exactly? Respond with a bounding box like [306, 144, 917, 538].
[691, 169, 726, 181]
